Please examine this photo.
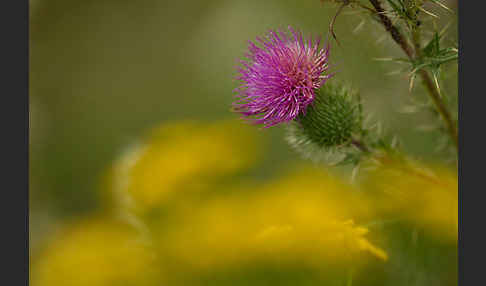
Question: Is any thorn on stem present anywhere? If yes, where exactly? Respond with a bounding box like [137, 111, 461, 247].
[409, 73, 416, 93]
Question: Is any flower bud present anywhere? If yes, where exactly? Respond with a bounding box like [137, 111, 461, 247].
[286, 82, 362, 162]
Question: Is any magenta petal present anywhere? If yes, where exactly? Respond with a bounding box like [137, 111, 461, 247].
[233, 26, 331, 128]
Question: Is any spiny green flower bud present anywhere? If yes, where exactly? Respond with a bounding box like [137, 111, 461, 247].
[286, 82, 363, 163]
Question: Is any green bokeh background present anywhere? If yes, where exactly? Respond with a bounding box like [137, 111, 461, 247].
[29, 0, 458, 276]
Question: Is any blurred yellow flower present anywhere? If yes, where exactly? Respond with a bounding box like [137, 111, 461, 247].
[31, 218, 158, 286]
[361, 157, 458, 241]
[103, 120, 262, 212]
[158, 166, 387, 271]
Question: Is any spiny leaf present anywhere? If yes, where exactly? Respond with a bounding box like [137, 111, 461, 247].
[410, 32, 457, 77]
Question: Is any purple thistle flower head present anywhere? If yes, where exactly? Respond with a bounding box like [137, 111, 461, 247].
[233, 26, 332, 128]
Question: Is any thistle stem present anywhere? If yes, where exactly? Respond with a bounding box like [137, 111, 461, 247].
[351, 138, 370, 153]
[367, 0, 458, 150]
[368, 0, 414, 58]
[418, 69, 458, 148]
[409, 6, 458, 150]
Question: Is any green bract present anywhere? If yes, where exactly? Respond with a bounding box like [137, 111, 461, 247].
[286, 82, 363, 163]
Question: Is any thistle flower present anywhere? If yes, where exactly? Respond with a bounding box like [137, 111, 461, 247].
[233, 26, 332, 127]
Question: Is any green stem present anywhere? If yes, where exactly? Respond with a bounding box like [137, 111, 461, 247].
[351, 138, 370, 153]
[418, 69, 458, 149]
[367, 0, 458, 151]
[368, 0, 414, 58]
[409, 5, 458, 150]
